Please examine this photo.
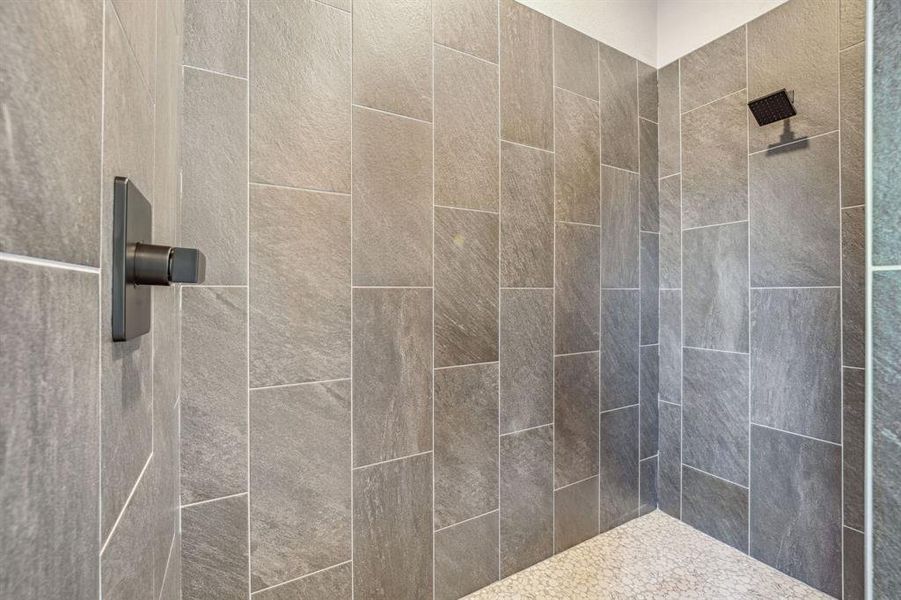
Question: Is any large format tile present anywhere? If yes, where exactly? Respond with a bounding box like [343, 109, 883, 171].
[679, 27, 746, 113]
[555, 223, 600, 354]
[658, 401, 682, 518]
[598, 43, 639, 172]
[555, 89, 600, 225]
[681, 466, 748, 552]
[249, 185, 351, 387]
[640, 233, 659, 345]
[435, 45, 499, 212]
[843, 206, 866, 367]
[0, 264, 99, 599]
[254, 562, 352, 600]
[353, 288, 432, 466]
[638, 62, 658, 122]
[844, 526, 865, 600]
[353, 107, 432, 286]
[659, 290, 682, 405]
[601, 166, 640, 288]
[250, 0, 350, 191]
[500, 0, 553, 149]
[750, 288, 841, 442]
[750, 425, 842, 597]
[182, 495, 249, 600]
[640, 346, 659, 460]
[434, 0, 498, 63]
[841, 43, 865, 208]
[841, 0, 866, 48]
[640, 119, 659, 232]
[555, 477, 599, 552]
[555, 353, 599, 487]
[657, 62, 680, 178]
[554, 23, 598, 100]
[600, 290, 639, 411]
[184, 0, 247, 76]
[353, 453, 433, 599]
[843, 367, 865, 531]
[435, 513, 499, 600]
[599, 406, 639, 532]
[639, 458, 658, 515]
[659, 175, 681, 289]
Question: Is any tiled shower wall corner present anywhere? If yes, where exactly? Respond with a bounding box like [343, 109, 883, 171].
[1, 0, 184, 598]
[177, 0, 657, 597]
[655, 0, 866, 598]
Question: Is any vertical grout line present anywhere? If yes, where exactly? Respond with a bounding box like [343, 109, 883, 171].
[745, 23, 752, 556]
[97, 1, 107, 597]
[430, 1, 436, 595]
[836, 1, 846, 593]
[677, 56, 683, 521]
[550, 14, 556, 554]
[349, 1, 355, 597]
[496, 0, 503, 579]
[245, 1, 251, 596]
[635, 58, 642, 516]
[863, 0, 875, 593]
[596, 35, 603, 534]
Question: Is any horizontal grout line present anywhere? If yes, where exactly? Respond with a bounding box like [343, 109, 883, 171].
[554, 85, 599, 104]
[183, 63, 247, 81]
[639, 116, 658, 125]
[639, 230, 660, 235]
[601, 403, 639, 414]
[845, 524, 865, 535]
[556, 220, 600, 228]
[842, 203, 865, 210]
[750, 285, 840, 290]
[750, 422, 841, 447]
[681, 87, 746, 117]
[748, 129, 838, 156]
[101, 452, 154, 555]
[353, 103, 432, 125]
[434, 360, 498, 371]
[182, 283, 246, 289]
[840, 40, 866, 52]
[501, 138, 553, 154]
[353, 285, 432, 290]
[659, 287, 681, 291]
[639, 343, 659, 348]
[434, 42, 498, 66]
[0, 251, 100, 274]
[602, 287, 640, 291]
[181, 491, 248, 510]
[311, 0, 350, 13]
[682, 345, 749, 356]
[844, 365, 865, 371]
[353, 450, 432, 471]
[500, 286, 553, 290]
[682, 463, 749, 490]
[500, 422, 553, 437]
[682, 219, 748, 232]
[554, 350, 598, 358]
[659, 399, 681, 407]
[640, 454, 659, 462]
[872, 264, 901, 272]
[435, 204, 499, 215]
[434, 509, 499, 533]
[554, 473, 598, 492]
[249, 181, 350, 196]
[250, 378, 351, 392]
[659, 172, 681, 181]
[251, 560, 353, 596]
[601, 163, 640, 175]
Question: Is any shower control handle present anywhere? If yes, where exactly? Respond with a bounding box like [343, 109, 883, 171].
[130, 243, 206, 286]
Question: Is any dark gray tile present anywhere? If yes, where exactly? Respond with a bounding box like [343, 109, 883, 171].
[638, 62, 657, 122]
[182, 495, 249, 600]
[841, 0, 866, 48]
[0, 1, 102, 265]
[0, 263, 99, 599]
[659, 175, 681, 289]
[250, 185, 351, 387]
[435, 363, 499, 529]
[554, 22, 598, 100]
[601, 166, 639, 288]
[254, 562, 352, 600]
[659, 290, 682, 405]
[640, 233, 659, 345]
[841, 43, 865, 208]
[184, 0, 246, 76]
[679, 27, 746, 113]
[750, 425, 842, 597]
[843, 368, 865, 531]
[434, 0, 498, 63]
[500, 425, 554, 577]
[598, 43, 639, 172]
[555, 88, 600, 225]
[435, 207, 499, 367]
[353, 288, 432, 466]
[500, 0, 553, 149]
[640, 346, 659, 460]
[683, 222, 749, 353]
[250, 381, 351, 591]
[555, 477, 599, 552]
[844, 527, 865, 600]
[750, 288, 841, 442]
[500, 142, 554, 287]
[500, 288, 554, 433]
[435, 513, 499, 600]
[181, 287, 247, 504]
[682, 466, 748, 552]
[353, 453, 433, 599]
[640, 119, 659, 232]
[843, 206, 866, 368]
[435, 45, 499, 212]
[658, 62, 680, 178]
[640, 458, 658, 515]
[555, 353, 599, 487]
[555, 223, 600, 354]
[101, 470, 154, 600]
[599, 406, 639, 532]
[658, 401, 682, 518]
[750, 132, 841, 287]
[600, 290, 639, 411]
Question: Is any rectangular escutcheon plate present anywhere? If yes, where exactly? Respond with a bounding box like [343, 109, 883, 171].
[112, 177, 152, 341]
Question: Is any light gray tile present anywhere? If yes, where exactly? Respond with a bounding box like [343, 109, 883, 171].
[435, 207, 499, 367]
[434, 0, 498, 63]
[182, 495, 249, 600]
[111, 0, 156, 97]
[640, 458, 658, 515]
[659, 290, 682, 405]
[750, 288, 841, 442]
[0, 264, 99, 599]
[250, 0, 350, 191]
[435, 513, 499, 600]
[640, 233, 659, 345]
[435, 45, 499, 212]
[658, 62, 680, 178]
[659, 175, 681, 289]
[601, 166, 640, 288]
[555, 223, 600, 354]
[841, 43, 865, 208]
[500, 0, 553, 149]
[0, 1, 102, 265]
[599, 406, 639, 532]
[555, 353, 599, 487]
[841, 0, 866, 49]
[638, 62, 657, 122]
[184, 0, 246, 76]
[150, 375, 180, 600]
[843, 367, 865, 531]
[254, 562, 352, 600]
[250, 381, 351, 591]
[101, 470, 154, 600]
[159, 533, 182, 600]
[320, 0, 350, 10]
[844, 527, 865, 600]
[640, 346, 659, 460]
[353, 288, 432, 466]
[598, 43, 639, 172]
[750, 425, 842, 597]
[353, 106, 432, 286]
[682, 466, 748, 553]
[353, 453, 433, 599]
[601, 290, 639, 411]
[640, 119, 659, 232]
[680, 27, 746, 113]
[435, 363, 499, 529]
[554, 22, 598, 100]
[555, 477, 599, 552]
[843, 206, 866, 367]
[555, 88, 600, 225]
[658, 401, 682, 518]
[500, 142, 554, 287]
[250, 185, 351, 387]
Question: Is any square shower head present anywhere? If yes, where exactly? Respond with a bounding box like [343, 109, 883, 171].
[748, 89, 796, 126]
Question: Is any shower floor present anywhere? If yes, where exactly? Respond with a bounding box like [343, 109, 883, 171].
[465, 511, 832, 599]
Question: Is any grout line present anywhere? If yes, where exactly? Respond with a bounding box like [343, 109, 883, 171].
[499, 422, 553, 438]
[842, 203, 866, 210]
[349, 2, 356, 595]
[837, 8, 846, 592]
[748, 129, 839, 156]
[871, 264, 901, 271]
[181, 283, 247, 288]
[500, 138, 553, 154]
[554, 84, 599, 104]
[659, 399, 681, 408]
[245, 5, 252, 596]
[434, 204, 498, 215]
[352, 450, 433, 472]
[249, 180, 351, 196]
[0, 251, 101, 274]
[556, 219, 600, 228]
[682, 463, 749, 490]
[554, 473, 598, 493]
[750, 422, 842, 447]
[96, 3, 107, 596]
[156, 529, 178, 600]
[249, 378, 352, 392]
[678, 56, 684, 521]
[352, 102, 432, 125]
[680, 87, 747, 117]
[637, 53, 643, 518]
[840, 39, 866, 52]
[846, 524, 865, 535]
[100, 452, 154, 556]
[499, 286, 553, 290]
[596, 35, 603, 536]
[683, 345, 749, 356]
[352, 285, 432, 290]
[434, 509, 499, 533]
[600, 403, 639, 414]
[745, 23, 753, 555]
[659, 172, 681, 181]
[183, 63, 247, 81]
[433, 41, 498, 66]
[639, 343, 659, 348]
[181, 491, 248, 510]
[311, 0, 350, 13]
[864, 0, 876, 592]
[496, 0, 503, 580]
[251, 560, 353, 596]
[554, 349, 598, 358]
[434, 360, 498, 371]
[601, 162, 640, 175]
[639, 115, 658, 125]
[551, 18, 557, 554]
[601, 287, 640, 291]
[750, 285, 841, 290]
[640, 453, 659, 462]
[430, 11, 436, 596]
[844, 365, 865, 371]
[639, 229, 660, 235]
[682, 219, 748, 232]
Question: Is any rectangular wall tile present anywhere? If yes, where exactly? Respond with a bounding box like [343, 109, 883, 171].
[353, 288, 432, 466]
[182, 495, 249, 600]
[601, 166, 640, 288]
[659, 290, 682, 404]
[555, 477, 599, 552]
[841, 0, 866, 48]
[843, 367, 865, 531]
[682, 466, 748, 552]
[435, 207, 499, 367]
[843, 206, 866, 368]
[844, 526, 865, 600]
[184, 0, 247, 76]
[640, 346, 659, 460]
[640, 458, 658, 515]
[750, 288, 841, 442]
[599, 406, 639, 532]
[554, 88, 600, 225]
[598, 43, 639, 171]
[555, 353, 599, 487]
[658, 62, 680, 178]
[250, 185, 351, 387]
[101, 470, 154, 600]
[640, 119, 659, 232]
[640, 232, 659, 345]
[679, 27, 746, 113]
[555, 223, 600, 354]
[841, 43, 865, 207]
[111, 0, 156, 98]
[658, 401, 682, 518]
[434, 0, 498, 63]
[600, 290, 639, 411]
[554, 22, 598, 100]
[435, 513, 499, 600]
[254, 563, 352, 600]
[659, 175, 682, 289]
[638, 62, 658, 122]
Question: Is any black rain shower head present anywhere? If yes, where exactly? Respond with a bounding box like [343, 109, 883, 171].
[748, 89, 797, 126]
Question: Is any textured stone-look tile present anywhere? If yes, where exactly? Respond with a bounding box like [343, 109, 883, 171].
[682, 466, 748, 552]
[658, 62, 680, 178]
[0, 1, 101, 265]
[254, 562, 352, 600]
[150, 380, 179, 600]
[435, 45, 499, 212]
[843, 206, 866, 367]
[435, 363, 499, 529]
[601, 166, 639, 288]
[110, 0, 156, 97]
[638, 62, 658, 122]
[683, 349, 749, 486]
[353, 107, 432, 286]
[658, 401, 682, 518]
[841, 44, 865, 208]
[435, 207, 499, 367]
[640, 233, 659, 345]
[640, 346, 659, 460]
[556, 223, 600, 354]
[555, 89, 600, 225]
[843, 368, 865, 531]
[250, 381, 351, 591]
[250, 0, 350, 191]
[250, 185, 351, 387]
[500, 142, 554, 287]
[659, 175, 681, 289]
[0, 264, 99, 599]
[555, 353, 599, 487]
[680, 27, 746, 113]
[841, 0, 866, 48]
[101, 469, 154, 600]
[159, 532, 182, 600]
[500, 0, 553, 149]
[747, 0, 838, 152]
[184, 0, 246, 76]
[659, 290, 682, 405]
[599, 406, 639, 532]
[600, 290, 639, 411]
[750, 425, 842, 597]
[500, 288, 553, 433]
[750, 288, 841, 442]
[434, 0, 498, 63]
[750, 132, 841, 287]
[555, 477, 599, 552]
[639, 458, 658, 515]
[181, 287, 247, 504]
[435, 512, 499, 600]
[682, 91, 748, 229]
[554, 22, 598, 100]
[500, 425, 554, 577]
[640, 119, 659, 232]
[353, 288, 432, 466]
[683, 222, 749, 353]
[353, 453, 433, 599]
[353, 0, 431, 121]
[182, 495, 249, 600]
[599, 43, 639, 171]
[183, 67, 247, 285]
[844, 527, 865, 600]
